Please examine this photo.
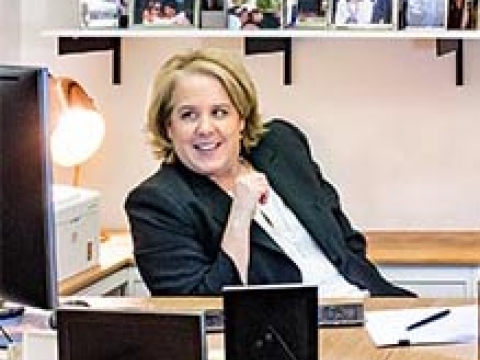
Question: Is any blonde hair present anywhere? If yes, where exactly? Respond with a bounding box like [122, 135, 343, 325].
[146, 48, 265, 161]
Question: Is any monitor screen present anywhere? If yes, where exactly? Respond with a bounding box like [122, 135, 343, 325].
[0, 65, 58, 311]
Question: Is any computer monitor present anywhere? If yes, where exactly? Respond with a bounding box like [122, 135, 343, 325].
[0, 65, 58, 312]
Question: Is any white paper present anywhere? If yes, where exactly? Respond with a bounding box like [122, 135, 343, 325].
[365, 305, 478, 347]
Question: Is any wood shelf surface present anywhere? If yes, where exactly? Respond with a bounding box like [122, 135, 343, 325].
[100, 229, 480, 265]
[366, 231, 480, 265]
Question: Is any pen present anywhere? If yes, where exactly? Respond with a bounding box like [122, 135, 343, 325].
[406, 309, 451, 331]
[0, 325, 13, 343]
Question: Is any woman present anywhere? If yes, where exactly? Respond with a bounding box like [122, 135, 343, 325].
[125, 48, 414, 297]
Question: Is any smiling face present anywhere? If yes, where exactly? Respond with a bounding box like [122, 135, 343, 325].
[167, 72, 245, 183]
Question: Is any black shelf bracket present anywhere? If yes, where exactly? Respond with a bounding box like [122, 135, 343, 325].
[58, 37, 122, 85]
[245, 37, 292, 85]
[55, 37, 465, 87]
[436, 39, 464, 86]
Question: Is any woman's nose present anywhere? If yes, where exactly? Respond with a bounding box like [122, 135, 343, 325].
[196, 115, 214, 133]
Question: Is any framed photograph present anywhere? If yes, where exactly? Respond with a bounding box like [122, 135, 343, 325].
[79, 0, 129, 28]
[227, 0, 283, 29]
[398, 0, 446, 28]
[330, 0, 394, 28]
[283, 0, 329, 28]
[447, 0, 478, 28]
[200, 0, 228, 28]
[57, 308, 206, 360]
[223, 284, 318, 360]
[471, 0, 480, 28]
[131, 0, 199, 27]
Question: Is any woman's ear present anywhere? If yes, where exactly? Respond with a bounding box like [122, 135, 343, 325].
[240, 117, 246, 134]
[165, 119, 172, 140]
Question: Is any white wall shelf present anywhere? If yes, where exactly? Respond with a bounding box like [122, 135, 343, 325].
[44, 28, 480, 39]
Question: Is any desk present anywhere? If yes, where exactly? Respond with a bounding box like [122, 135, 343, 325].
[68, 297, 477, 360]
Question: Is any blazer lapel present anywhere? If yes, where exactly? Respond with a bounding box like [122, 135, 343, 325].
[176, 161, 286, 255]
[249, 146, 337, 258]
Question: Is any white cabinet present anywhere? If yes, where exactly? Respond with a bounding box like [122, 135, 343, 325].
[127, 266, 150, 296]
[378, 264, 480, 298]
[75, 264, 479, 298]
[72, 263, 480, 298]
[70, 232, 480, 299]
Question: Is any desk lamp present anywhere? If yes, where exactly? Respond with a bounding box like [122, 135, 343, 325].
[50, 76, 105, 186]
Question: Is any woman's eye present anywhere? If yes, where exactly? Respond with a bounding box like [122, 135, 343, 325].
[179, 110, 197, 121]
[212, 108, 228, 118]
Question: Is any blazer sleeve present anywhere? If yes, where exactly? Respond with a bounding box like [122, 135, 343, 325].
[125, 182, 241, 295]
[319, 176, 368, 258]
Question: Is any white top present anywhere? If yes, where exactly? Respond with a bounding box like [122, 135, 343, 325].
[254, 187, 368, 299]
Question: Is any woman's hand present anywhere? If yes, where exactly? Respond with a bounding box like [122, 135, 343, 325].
[221, 170, 269, 283]
[231, 171, 269, 218]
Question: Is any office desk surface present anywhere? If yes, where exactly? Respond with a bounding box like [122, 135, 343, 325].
[65, 297, 478, 360]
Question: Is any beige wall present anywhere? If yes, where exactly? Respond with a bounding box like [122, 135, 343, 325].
[0, 0, 20, 62]
[5, 1, 480, 231]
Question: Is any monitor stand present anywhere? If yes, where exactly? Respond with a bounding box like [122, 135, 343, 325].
[48, 299, 91, 329]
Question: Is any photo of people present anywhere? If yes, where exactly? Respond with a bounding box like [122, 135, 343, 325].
[283, 0, 329, 28]
[447, 0, 478, 28]
[227, 0, 282, 29]
[400, 0, 446, 28]
[132, 0, 198, 26]
[331, 0, 393, 27]
[80, 0, 128, 28]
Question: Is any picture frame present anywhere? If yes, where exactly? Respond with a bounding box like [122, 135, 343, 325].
[199, 0, 228, 28]
[131, 0, 200, 28]
[79, 0, 129, 28]
[283, 0, 329, 28]
[57, 308, 206, 360]
[226, 0, 283, 30]
[223, 284, 318, 360]
[398, 0, 447, 29]
[330, 0, 395, 29]
[446, 0, 478, 29]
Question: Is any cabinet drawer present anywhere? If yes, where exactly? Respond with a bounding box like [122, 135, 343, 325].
[378, 265, 478, 298]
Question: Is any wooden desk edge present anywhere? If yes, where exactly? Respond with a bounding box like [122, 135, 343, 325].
[365, 231, 480, 265]
[59, 258, 133, 296]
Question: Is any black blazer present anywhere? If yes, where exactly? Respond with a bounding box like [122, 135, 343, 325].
[125, 119, 414, 297]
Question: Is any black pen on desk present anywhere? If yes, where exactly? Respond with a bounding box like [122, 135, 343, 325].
[0, 325, 13, 343]
[406, 309, 451, 331]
